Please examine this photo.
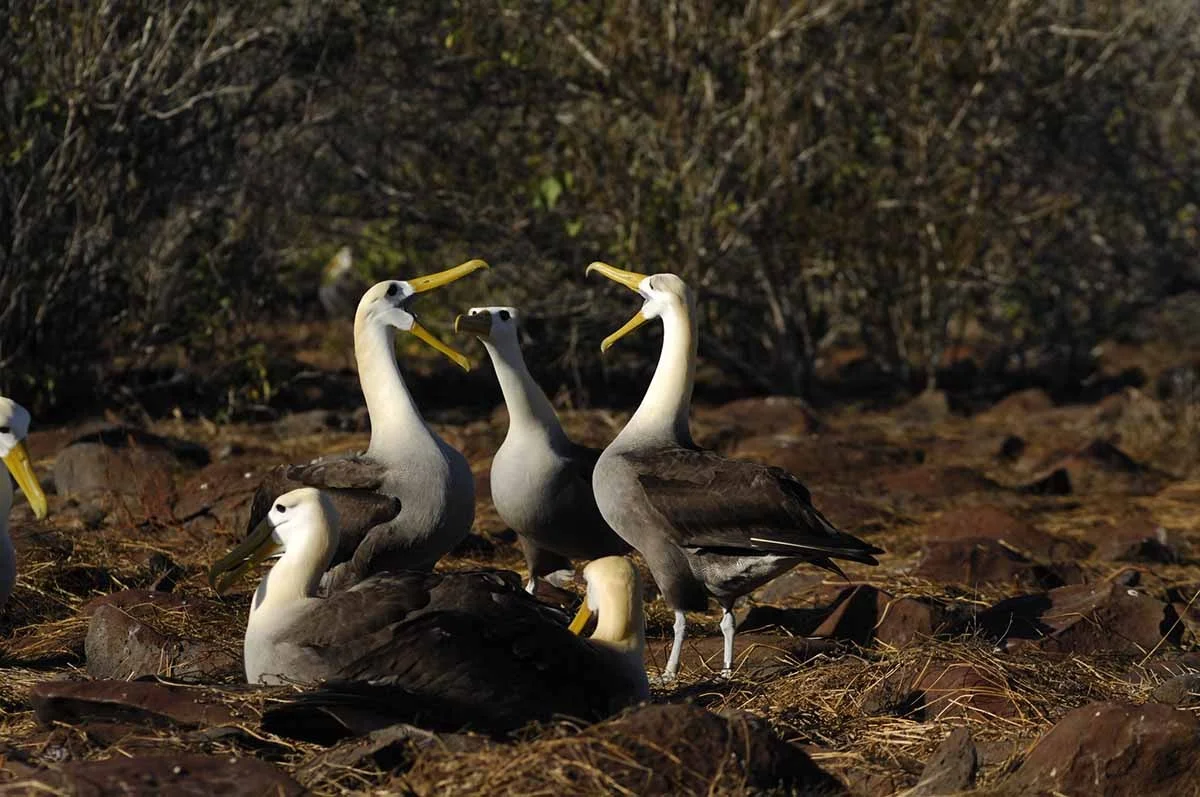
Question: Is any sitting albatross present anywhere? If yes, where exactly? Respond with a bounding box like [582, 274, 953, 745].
[454, 306, 630, 592]
[586, 263, 883, 680]
[0, 397, 49, 610]
[209, 487, 648, 736]
[247, 260, 487, 592]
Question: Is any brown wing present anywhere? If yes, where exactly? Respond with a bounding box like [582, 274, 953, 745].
[626, 446, 882, 565]
[244, 458, 401, 564]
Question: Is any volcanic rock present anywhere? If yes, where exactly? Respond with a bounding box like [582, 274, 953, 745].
[4, 753, 302, 796]
[1003, 702, 1200, 796]
[30, 680, 244, 730]
[83, 591, 239, 681]
[975, 577, 1182, 655]
[911, 726, 978, 795]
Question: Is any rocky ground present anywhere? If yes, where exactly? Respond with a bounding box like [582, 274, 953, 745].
[4, 353, 1200, 794]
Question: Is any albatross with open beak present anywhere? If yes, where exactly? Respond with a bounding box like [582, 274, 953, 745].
[247, 260, 487, 592]
[454, 306, 630, 593]
[210, 487, 648, 736]
[586, 263, 883, 680]
[0, 397, 49, 610]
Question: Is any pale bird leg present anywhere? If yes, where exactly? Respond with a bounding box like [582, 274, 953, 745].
[524, 578, 536, 595]
[661, 609, 687, 681]
[720, 607, 736, 678]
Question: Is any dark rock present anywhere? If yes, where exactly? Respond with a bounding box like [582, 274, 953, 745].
[922, 506, 1090, 561]
[586, 705, 846, 795]
[83, 591, 240, 682]
[1018, 467, 1072, 495]
[738, 604, 830, 636]
[1004, 702, 1200, 797]
[1150, 674, 1200, 708]
[8, 753, 303, 796]
[53, 426, 209, 504]
[912, 726, 977, 795]
[298, 723, 493, 783]
[975, 577, 1182, 655]
[877, 466, 1002, 500]
[1084, 510, 1189, 563]
[808, 585, 953, 647]
[697, 395, 826, 438]
[749, 568, 826, 606]
[31, 680, 244, 729]
[913, 538, 1082, 590]
[915, 662, 1021, 721]
[1032, 439, 1173, 495]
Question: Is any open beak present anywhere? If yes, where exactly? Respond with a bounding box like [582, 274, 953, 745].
[208, 517, 285, 596]
[568, 599, 593, 635]
[404, 259, 489, 371]
[453, 313, 492, 338]
[586, 262, 652, 352]
[4, 441, 47, 520]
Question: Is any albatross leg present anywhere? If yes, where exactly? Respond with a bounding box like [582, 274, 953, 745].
[720, 607, 736, 678]
[660, 609, 687, 682]
[524, 578, 537, 595]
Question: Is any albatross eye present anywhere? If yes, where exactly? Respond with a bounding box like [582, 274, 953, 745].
[386, 283, 399, 297]
[275, 504, 286, 514]
[0, 426, 9, 434]
[498, 310, 511, 321]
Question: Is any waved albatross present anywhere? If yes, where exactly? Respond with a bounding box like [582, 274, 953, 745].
[586, 262, 883, 680]
[247, 260, 487, 592]
[454, 306, 630, 592]
[0, 397, 49, 610]
[209, 487, 648, 736]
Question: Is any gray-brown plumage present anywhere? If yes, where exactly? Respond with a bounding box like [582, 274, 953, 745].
[210, 488, 648, 739]
[587, 263, 883, 680]
[244, 262, 486, 592]
[455, 306, 630, 592]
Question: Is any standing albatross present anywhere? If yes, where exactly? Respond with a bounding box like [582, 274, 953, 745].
[209, 487, 648, 737]
[586, 263, 883, 680]
[454, 306, 630, 592]
[245, 260, 487, 592]
[0, 397, 50, 610]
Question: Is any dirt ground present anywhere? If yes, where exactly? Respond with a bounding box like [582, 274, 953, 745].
[4, 335, 1200, 795]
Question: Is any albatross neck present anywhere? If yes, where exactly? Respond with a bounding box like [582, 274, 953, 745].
[483, 337, 568, 446]
[250, 528, 334, 618]
[355, 317, 437, 458]
[615, 299, 697, 449]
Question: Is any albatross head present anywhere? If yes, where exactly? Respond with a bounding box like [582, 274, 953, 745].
[0, 398, 48, 520]
[354, 259, 490, 371]
[209, 487, 340, 599]
[585, 263, 693, 351]
[568, 557, 647, 689]
[452, 305, 520, 346]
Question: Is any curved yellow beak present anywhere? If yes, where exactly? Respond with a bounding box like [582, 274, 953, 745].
[403, 259, 489, 371]
[408, 259, 489, 293]
[4, 441, 47, 520]
[568, 599, 593, 635]
[586, 262, 651, 352]
[208, 517, 285, 596]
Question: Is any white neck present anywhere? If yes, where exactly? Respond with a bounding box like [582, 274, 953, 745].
[616, 300, 697, 448]
[355, 316, 435, 458]
[249, 527, 334, 620]
[483, 337, 567, 445]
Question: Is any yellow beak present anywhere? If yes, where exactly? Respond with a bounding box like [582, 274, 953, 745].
[410, 321, 472, 372]
[453, 313, 493, 337]
[586, 262, 652, 352]
[208, 517, 285, 596]
[568, 599, 594, 635]
[403, 259, 489, 371]
[408, 259, 489, 293]
[4, 441, 47, 520]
